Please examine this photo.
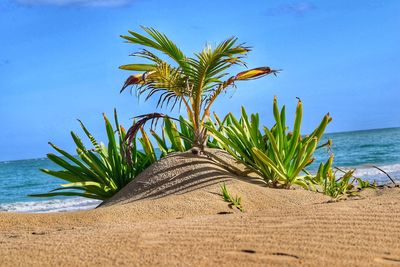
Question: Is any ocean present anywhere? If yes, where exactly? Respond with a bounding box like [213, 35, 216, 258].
[0, 127, 399, 213]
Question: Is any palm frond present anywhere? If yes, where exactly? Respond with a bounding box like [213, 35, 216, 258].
[125, 113, 168, 144]
[130, 49, 164, 64]
[235, 67, 280, 80]
[190, 37, 250, 99]
[121, 73, 148, 93]
[121, 26, 191, 74]
[119, 63, 157, 72]
[202, 67, 279, 121]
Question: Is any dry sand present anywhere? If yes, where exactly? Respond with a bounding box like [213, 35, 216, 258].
[1, 150, 399, 266]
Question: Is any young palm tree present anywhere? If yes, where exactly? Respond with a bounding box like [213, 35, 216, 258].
[120, 26, 278, 150]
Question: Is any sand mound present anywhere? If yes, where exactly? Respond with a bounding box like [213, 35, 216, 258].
[101, 148, 261, 207]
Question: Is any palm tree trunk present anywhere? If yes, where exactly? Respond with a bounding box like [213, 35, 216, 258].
[191, 96, 205, 150]
[193, 125, 205, 149]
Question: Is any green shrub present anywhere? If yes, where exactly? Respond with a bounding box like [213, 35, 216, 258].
[29, 110, 157, 200]
[151, 116, 198, 157]
[207, 97, 331, 189]
[356, 177, 377, 189]
[149, 115, 223, 158]
[305, 157, 376, 199]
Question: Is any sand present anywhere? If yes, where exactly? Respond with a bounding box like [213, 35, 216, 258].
[1, 150, 399, 266]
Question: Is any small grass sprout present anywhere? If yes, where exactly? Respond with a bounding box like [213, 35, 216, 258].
[220, 183, 244, 212]
[312, 156, 358, 199]
[335, 167, 377, 189]
[356, 178, 377, 189]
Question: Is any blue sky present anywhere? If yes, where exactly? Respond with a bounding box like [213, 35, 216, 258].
[0, 0, 399, 161]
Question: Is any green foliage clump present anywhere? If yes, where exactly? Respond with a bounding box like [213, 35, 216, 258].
[31, 111, 218, 201]
[220, 183, 244, 212]
[29, 110, 157, 200]
[150, 116, 218, 158]
[307, 156, 376, 199]
[151, 117, 193, 156]
[309, 156, 356, 199]
[207, 97, 331, 189]
[208, 97, 376, 199]
[356, 177, 377, 189]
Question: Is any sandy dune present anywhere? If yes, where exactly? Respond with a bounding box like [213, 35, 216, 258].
[1, 151, 399, 266]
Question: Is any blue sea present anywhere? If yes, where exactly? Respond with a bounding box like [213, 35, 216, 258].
[0, 127, 399, 213]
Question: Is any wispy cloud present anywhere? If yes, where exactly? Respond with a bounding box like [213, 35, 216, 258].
[265, 1, 316, 17]
[14, 0, 133, 7]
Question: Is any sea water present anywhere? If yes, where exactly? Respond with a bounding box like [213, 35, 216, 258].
[0, 127, 399, 213]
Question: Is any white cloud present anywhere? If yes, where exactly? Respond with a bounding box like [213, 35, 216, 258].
[15, 0, 133, 7]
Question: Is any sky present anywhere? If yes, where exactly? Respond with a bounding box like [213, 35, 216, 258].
[0, 0, 399, 161]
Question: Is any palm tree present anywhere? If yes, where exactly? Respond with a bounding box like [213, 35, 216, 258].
[120, 26, 278, 150]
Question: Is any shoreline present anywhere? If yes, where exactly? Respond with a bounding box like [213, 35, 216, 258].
[0, 198, 101, 213]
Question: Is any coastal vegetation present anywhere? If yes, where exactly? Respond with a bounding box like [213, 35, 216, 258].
[149, 116, 220, 157]
[308, 156, 357, 198]
[206, 98, 331, 189]
[32, 27, 375, 202]
[220, 183, 244, 212]
[29, 110, 157, 200]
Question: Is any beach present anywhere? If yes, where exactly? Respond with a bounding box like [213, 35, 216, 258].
[1, 178, 399, 266]
[2, 2, 399, 266]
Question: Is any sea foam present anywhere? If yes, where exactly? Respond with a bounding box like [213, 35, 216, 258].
[354, 163, 400, 178]
[0, 198, 101, 213]
[334, 163, 400, 183]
